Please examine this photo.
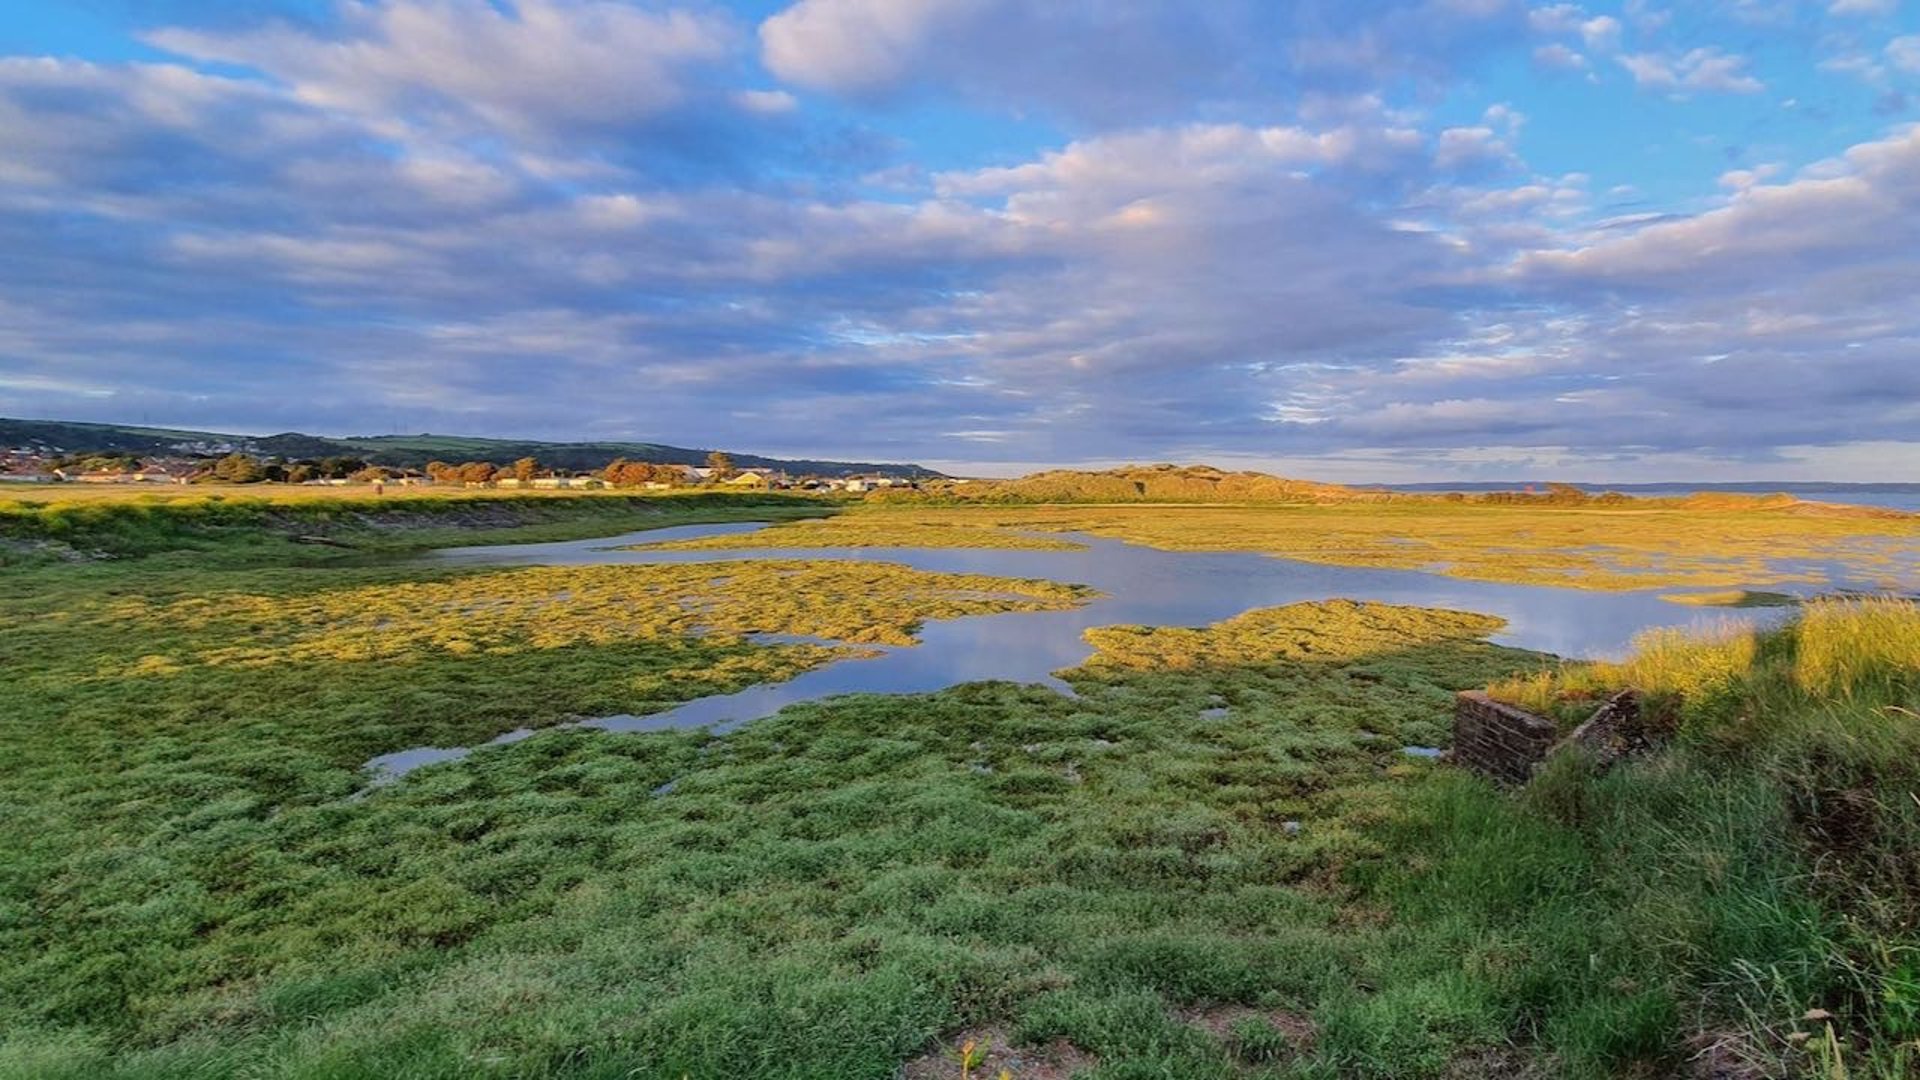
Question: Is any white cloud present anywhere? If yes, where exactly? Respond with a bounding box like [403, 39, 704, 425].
[1829, 0, 1897, 15]
[4, 0, 1920, 475]
[1889, 36, 1920, 74]
[148, 1, 736, 140]
[1527, 4, 1585, 35]
[1618, 47, 1765, 94]
[733, 88, 799, 115]
[935, 122, 1421, 203]
[1435, 126, 1517, 169]
[1717, 163, 1782, 190]
[1623, 0, 1673, 32]
[1533, 42, 1589, 70]
[1520, 125, 1920, 283]
[759, 0, 979, 95]
[1580, 15, 1623, 51]
[1821, 52, 1888, 84]
[757, 1, 1535, 126]
[757, 0, 1247, 124]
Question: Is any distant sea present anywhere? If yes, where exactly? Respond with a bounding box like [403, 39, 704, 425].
[1374, 483, 1920, 514]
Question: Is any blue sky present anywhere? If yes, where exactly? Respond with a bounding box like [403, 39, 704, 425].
[1, 0, 1918, 479]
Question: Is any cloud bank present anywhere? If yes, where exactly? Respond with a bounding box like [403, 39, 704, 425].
[1, 0, 1918, 479]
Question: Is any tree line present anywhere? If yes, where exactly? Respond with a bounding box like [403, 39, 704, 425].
[52, 448, 750, 487]
[154, 450, 741, 486]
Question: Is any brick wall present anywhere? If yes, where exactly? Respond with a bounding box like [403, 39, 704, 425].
[1453, 691, 1560, 785]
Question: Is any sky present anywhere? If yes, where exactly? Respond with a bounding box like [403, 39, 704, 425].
[1, 1, 1918, 480]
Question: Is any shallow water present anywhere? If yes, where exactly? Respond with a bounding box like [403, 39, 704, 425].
[363, 520, 1899, 782]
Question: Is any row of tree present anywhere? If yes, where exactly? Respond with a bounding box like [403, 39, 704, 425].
[424, 451, 739, 487]
[203, 453, 387, 484]
[49, 453, 143, 474]
[57, 448, 748, 487]
[424, 460, 511, 485]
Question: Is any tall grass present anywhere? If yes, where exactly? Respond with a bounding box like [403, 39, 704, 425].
[1492, 597, 1920, 728]
[1426, 599, 1920, 1076]
[1488, 619, 1760, 730]
[1793, 597, 1920, 699]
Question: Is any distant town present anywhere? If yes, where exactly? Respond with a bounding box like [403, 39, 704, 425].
[0, 445, 921, 493]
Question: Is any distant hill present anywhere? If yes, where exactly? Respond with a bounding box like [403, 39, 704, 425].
[0, 418, 942, 479]
[919, 465, 1908, 513]
[940, 464, 1355, 502]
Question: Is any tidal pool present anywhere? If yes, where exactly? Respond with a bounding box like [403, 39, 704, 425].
[363, 520, 1890, 782]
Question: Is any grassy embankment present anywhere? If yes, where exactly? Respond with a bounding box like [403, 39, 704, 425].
[1445, 598, 1920, 1078]
[0, 485, 838, 566]
[639, 500, 1920, 593]
[2, 493, 1916, 1077]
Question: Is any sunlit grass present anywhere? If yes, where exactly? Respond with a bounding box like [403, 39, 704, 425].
[686, 501, 1920, 592]
[1491, 596, 1920, 727]
[1793, 596, 1920, 700]
[1660, 589, 1801, 607]
[1410, 599, 1920, 1078]
[80, 560, 1089, 670]
[1489, 620, 1762, 726]
[1078, 600, 1506, 673]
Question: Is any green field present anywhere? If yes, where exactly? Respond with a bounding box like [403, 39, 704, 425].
[2, 492, 1916, 1078]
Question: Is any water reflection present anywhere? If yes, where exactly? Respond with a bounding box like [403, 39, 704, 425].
[364, 520, 1900, 782]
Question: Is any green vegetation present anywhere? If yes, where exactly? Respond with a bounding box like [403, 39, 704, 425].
[1456, 598, 1920, 1078]
[0, 488, 830, 565]
[1, 570, 1544, 1077]
[715, 501, 1920, 591]
[2, 493, 1915, 1078]
[0, 522, 1091, 1076]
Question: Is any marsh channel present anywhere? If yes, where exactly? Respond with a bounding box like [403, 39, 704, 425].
[363, 520, 1885, 782]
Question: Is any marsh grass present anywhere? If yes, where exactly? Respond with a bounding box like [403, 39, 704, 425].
[1792, 597, 1920, 700]
[4, 498, 1917, 1079]
[717, 502, 1920, 592]
[0, 488, 829, 564]
[0, 566, 1543, 1077]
